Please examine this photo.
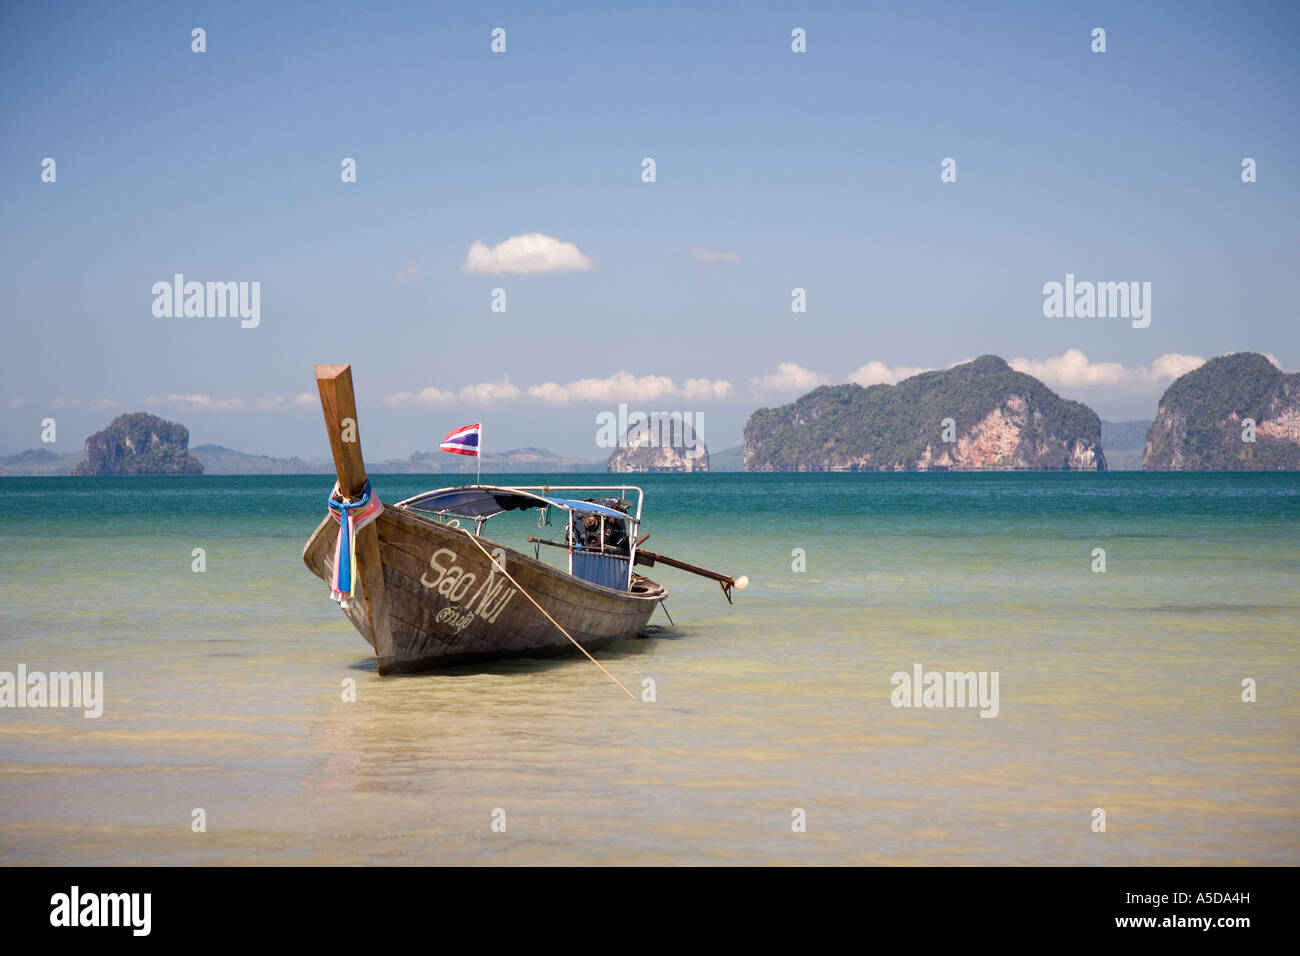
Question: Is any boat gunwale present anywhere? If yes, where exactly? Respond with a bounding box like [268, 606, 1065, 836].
[305, 501, 667, 606]
[389, 503, 667, 604]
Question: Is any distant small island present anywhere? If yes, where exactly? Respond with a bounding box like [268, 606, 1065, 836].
[607, 418, 709, 473]
[1098, 421, 1151, 471]
[190, 445, 334, 475]
[0, 447, 80, 477]
[71, 413, 204, 476]
[190, 445, 603, 475]
[0, 439, 605, 477]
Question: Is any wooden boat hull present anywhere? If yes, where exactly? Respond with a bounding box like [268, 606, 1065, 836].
[303, 505, 667, 672]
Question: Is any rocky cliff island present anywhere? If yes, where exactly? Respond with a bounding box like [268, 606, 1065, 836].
[744, 355, 1105, 471]
[1143, 353, 1300, 470]
[607, 417, 709, 472]
[72, 413, 204, 476]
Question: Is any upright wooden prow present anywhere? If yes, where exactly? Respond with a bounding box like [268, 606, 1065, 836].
[314, 364, 398, 674]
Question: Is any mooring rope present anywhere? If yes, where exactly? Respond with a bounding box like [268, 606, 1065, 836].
[457, 529, 636, 700]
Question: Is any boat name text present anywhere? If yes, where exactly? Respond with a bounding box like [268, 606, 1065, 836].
[420, 547, 516, 625]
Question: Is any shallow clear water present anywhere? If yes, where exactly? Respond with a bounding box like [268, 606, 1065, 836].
[1, 472, 1297, 864]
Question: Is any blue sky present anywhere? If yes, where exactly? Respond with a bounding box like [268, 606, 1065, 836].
[2, 0, 1297, 460]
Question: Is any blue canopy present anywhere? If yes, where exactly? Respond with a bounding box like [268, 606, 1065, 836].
[400, 486, 628, 521]
[545, 496, 628, 518]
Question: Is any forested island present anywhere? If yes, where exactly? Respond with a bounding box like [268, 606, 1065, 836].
[1143, 353, 1300, 469]
[71, 413, 204, 476]
[743, 356, 1104, 471]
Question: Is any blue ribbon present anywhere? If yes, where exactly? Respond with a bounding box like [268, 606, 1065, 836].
[328, 481, 372, 595]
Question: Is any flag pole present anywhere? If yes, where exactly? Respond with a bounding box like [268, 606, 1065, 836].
[477, 422, 482, 485]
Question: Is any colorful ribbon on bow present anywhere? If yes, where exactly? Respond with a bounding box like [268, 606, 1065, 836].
[326, 480, 383, 608]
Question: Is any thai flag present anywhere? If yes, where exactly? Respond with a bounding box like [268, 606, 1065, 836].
[440, 423, 481, 457]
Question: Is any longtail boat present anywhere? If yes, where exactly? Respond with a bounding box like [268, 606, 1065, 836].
[302, 365, 745, 675]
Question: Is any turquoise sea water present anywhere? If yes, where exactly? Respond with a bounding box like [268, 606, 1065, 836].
[1, 472, 1297, 865]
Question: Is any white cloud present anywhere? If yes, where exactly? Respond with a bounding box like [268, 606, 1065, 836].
[682, 378, 733, 400]
[689, 246, 741, 265]
[460, 233, 597, 275]
[1008, 349, 1204, 389]
[52, 398, 118, 409]
[47, 394, 308, 413]
[386, 372, 733, 408]
[393, 260, 420, 283]
[847, 361, 932, 387]
[148, 393, 322, 412]
[459, 382, 522, 404]
[165, 394, 246, 411]
[750, 351, 1208, 403]
[749, 363, 829, 396]
[527, 372, 678, 406]
[386, 387, 457, 408]
[1144, 352, 1207, 382]
[386, 381, 521, 408]
[383, 351, 1227, 413]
